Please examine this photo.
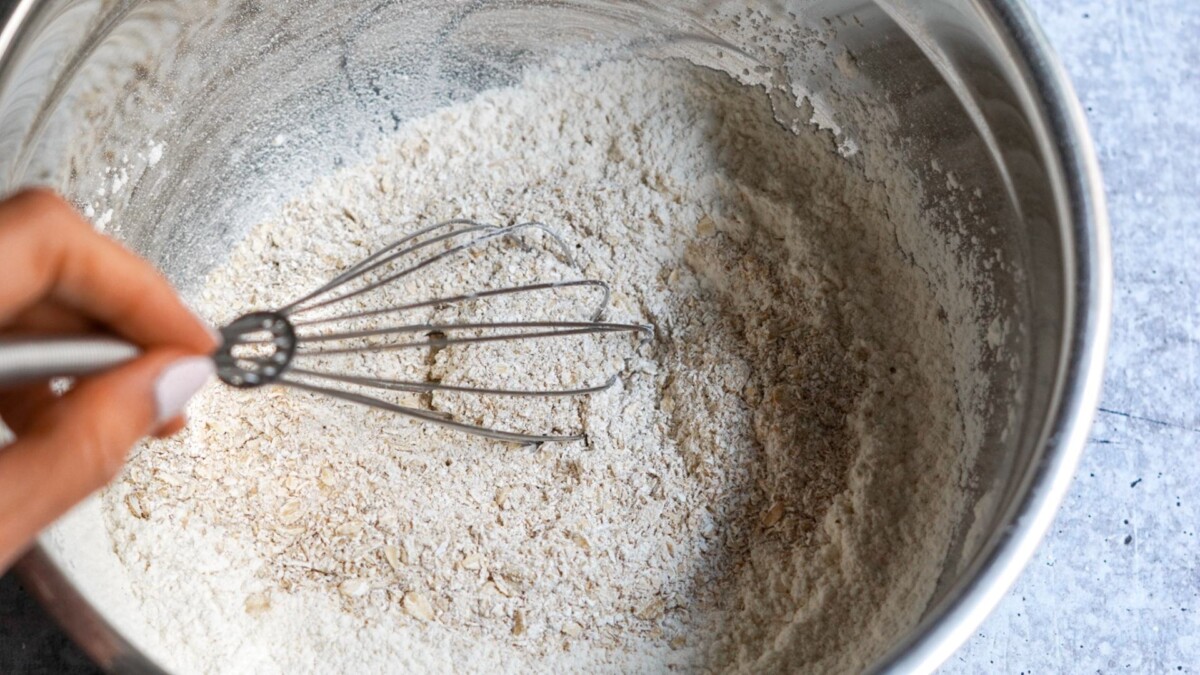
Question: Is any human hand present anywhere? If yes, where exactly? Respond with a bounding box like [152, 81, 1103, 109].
[0, 189, 217, 571]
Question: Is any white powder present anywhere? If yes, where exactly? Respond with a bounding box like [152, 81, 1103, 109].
[98, 56, 972, 673]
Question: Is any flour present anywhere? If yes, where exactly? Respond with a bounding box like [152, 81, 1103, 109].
[98, 56, 971, 673]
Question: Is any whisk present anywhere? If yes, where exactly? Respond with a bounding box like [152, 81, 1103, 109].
[0, 219, 650, 443]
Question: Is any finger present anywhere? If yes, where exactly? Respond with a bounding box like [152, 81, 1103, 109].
[0, 350, 213, 569]
[4, 300, 97, 336]
[0, 189, 216, 353]
[151, 415, 187, 439]
[1, 380, 188, 438]
[0, 381, 56, 436]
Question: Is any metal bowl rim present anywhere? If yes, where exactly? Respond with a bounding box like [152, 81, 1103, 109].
[871, 0, 1112, 671]
[0, 0, 1112, 672]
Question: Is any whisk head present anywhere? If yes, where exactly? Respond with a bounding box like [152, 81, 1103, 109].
[213, 219, 650, 444]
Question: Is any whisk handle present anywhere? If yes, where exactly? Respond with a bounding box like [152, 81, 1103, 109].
[0, 337, 141, 387]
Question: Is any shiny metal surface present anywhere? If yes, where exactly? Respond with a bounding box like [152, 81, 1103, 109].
[0, 0, 1110, 672]
[0, 336, 140, 386]
[15, 547, 164, 675]
[207, 217, 651, 443]
[0, 217, 649, 443]
[868, 0, 1112, 662]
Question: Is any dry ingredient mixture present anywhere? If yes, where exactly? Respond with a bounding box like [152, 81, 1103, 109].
[99, 57, 969, 673]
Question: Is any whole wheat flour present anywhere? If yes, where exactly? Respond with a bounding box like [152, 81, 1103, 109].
[99, 56, 970, 673]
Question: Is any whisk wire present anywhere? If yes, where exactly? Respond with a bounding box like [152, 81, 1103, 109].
[282, 218, 482, 311]
[286, 368, 619, 398]
[294, 321, 649, 356]
[290, 279, 613, 328]
[215, 219, 650, 443]
[285, 220, 574, 318]
[284, 380, 585, 444]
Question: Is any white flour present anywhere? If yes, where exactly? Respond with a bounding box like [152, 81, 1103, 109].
[98, 57, 972, 673]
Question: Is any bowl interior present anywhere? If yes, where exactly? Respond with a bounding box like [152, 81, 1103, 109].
[0, 0, 1076, 670]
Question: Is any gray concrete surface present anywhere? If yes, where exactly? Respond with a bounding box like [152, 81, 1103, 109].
[945, 0, 1200, 672]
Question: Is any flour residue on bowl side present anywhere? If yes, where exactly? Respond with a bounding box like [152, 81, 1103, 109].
[92, 56, 980, 673]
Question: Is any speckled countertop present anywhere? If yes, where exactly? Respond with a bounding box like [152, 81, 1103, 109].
[0, 0, 1195, 672]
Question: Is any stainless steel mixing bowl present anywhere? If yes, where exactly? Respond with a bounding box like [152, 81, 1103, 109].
[0, 0, 1109, 672]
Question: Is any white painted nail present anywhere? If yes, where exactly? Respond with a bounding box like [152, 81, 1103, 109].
[154, 357, 214, 425]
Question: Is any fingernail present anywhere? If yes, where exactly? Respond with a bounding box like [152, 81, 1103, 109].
[154, 357, 214, 425]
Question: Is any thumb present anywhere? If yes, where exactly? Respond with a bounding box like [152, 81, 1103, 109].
[0, 350, 213, 567]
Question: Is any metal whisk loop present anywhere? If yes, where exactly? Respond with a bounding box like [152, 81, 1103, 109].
[290, 279, 614, 328]
[283, 380, 588, 444]
[283, 220, 575, 318]
[295, 321, 650, 354]
[214, 312, 297, 388]
[215, 220, 652, 443]
[286, 369, 620, 398]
